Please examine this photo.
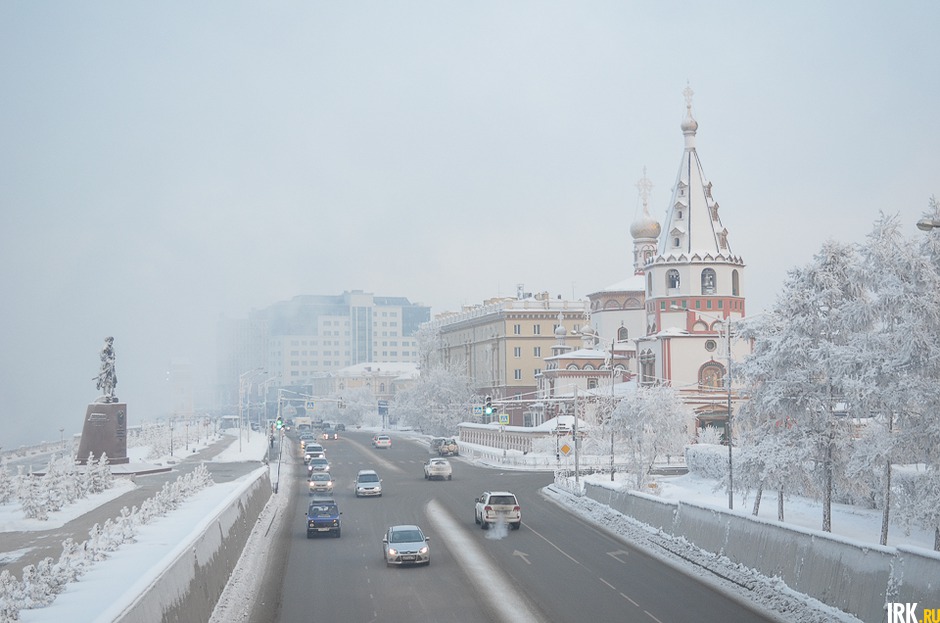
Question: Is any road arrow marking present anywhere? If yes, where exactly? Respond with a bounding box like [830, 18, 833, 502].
[513, 550, 531, 565]
[607, 550, 630, 563]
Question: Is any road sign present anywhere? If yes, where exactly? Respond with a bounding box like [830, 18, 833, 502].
[472, 405, 483, 415]
[560, 443, 571, 455]
[498, 413, 509, 425]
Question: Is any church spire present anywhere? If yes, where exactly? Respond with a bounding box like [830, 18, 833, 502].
[630, 166, 661, 274]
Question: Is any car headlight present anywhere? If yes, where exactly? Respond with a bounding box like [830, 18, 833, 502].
[418, 546, 429, 555]
[387, 548, 397, 556]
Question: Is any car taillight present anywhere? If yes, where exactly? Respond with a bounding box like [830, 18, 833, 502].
[483, 505, 492, 512]
[513, 506, 521, 512]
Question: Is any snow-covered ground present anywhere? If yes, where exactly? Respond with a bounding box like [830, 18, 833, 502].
[6, 429, 932, 622]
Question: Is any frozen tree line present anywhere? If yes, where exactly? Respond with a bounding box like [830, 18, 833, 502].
[0, 454, 114, 521]
[732, 206, 940, 549]
[0, 464, 214, 620]
[131, 420, 212, 460]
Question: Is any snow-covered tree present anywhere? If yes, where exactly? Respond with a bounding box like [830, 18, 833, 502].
[735, 240, 866, 533]
[392, 365, 477, 436]
[606, 384, 691, 490]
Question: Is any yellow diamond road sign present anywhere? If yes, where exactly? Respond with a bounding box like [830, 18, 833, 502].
[560, 443, 571, 455]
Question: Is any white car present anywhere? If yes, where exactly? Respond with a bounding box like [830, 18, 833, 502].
[382, 524, 430, 566]
[308, 457, 331, 473]
[373, 435, 391, 449]
[423, 458, 453, 481]
[355, 469, 383, 497]
[474, 491, 521, 530]
[308, 472, 334, 494]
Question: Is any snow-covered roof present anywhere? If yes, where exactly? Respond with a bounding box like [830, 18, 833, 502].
[544, 347, 609, 361]
[333, 362, 419, 380]
[596, 274, 645, 294]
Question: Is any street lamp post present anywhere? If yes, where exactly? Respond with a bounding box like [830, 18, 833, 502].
[916, 217, 940, 231]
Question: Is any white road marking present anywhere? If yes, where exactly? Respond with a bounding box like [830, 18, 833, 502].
[425, 499, 544, 623]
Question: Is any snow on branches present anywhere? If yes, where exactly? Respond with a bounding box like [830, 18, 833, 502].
[0, 464, 214, 619]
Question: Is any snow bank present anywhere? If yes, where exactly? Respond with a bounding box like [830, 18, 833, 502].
[111, 467, 270, 623]
[583, 482, 939, 623]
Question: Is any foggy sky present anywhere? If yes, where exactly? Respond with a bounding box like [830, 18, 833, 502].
[2, 1, 938, 449]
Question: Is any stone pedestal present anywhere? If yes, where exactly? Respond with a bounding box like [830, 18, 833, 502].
[76, 402, 129, 465]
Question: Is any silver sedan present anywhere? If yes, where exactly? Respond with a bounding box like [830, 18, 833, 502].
[382, 525, 430, 566]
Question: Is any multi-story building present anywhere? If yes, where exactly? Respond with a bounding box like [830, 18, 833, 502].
[424, 288, 589, 426]
[216, 290, 429, 413]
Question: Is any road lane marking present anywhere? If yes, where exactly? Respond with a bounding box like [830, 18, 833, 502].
[645, 610, 664, 623]
[607, 549, 630, 563]
[512, 550, 531, 564]
[523, 523, 584, 567]
[600, 577, 640, 608]
[425, 499, 544, 623]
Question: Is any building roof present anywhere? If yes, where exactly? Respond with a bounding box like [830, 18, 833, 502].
[333, 362, 419, 380]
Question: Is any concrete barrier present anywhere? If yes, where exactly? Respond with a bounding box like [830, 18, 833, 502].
[114, 467, 272, 623]
[582, 482, 940, 623]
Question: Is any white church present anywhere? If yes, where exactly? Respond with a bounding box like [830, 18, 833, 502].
[543, 86, 751, 435]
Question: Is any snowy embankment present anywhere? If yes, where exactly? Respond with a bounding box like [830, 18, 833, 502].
[2, 432, 273, 622]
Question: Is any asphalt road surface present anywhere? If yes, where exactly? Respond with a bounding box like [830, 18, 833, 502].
[250, 431, 779, 623]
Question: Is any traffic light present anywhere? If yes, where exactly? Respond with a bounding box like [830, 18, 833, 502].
[484, 395, 494, 417]
[275, 417, 283, 430]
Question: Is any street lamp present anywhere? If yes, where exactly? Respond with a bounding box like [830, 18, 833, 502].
[916, 217, 940, 231]
[670, 305, 735, 510]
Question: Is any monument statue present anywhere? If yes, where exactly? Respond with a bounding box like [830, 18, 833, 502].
[95, 336, 118, 403]
[78, 336, 129, 464]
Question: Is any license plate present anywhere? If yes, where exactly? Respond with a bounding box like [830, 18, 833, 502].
[402, 555, 415, 561]
[317, 527, 330, 532]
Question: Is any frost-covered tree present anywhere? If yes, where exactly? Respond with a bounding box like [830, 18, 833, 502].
[607, 384, 691, 490]
[392, 365, 477, 436]
[735, 240, 865, 533]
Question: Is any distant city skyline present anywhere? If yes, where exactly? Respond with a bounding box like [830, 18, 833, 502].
[2, 2, 937, 448]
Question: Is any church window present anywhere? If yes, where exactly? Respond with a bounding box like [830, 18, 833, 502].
[699, 362, 726, 389]
[678, 210, 684, 220]
[566, 364, 579, 370]
[617, 326, 629, 341]
[732, 270, 740, 296]
[588, 378, 598, 389]
[701, 269, 717, 295]
[667, 270, 680, 289]
[673, 237, 681, 248]
[646, 273, 652, 296]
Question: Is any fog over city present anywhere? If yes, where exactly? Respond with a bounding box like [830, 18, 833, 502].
[1, 2, 938, 449]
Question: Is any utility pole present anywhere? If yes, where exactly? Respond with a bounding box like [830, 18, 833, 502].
[573, 386, 580, 495]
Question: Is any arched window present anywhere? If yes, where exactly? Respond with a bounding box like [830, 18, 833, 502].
[566, 364, 580, 370]
[583, 364, 595, 370]
[667, 270, 680, 289]
[617, 326, 629, 341]
[646, 273, 653, 295]
[639, 350, 656, 386]
[588, 378, 598, 389]
[699, 362, 726, 389]
[701, 268, 716, 295]
[379, 383, 386, 393]
[732, 270, 740, 296]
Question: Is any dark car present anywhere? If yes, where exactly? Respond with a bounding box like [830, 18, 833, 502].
[334, 423, 346, 431]
[306, 500, 341, 538]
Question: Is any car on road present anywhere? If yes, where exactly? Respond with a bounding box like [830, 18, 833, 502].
[304, 444, 325, 463]
[308, 472, 334, 494]
[306, 500, 341, 538]
[438, 438, 459, 456]
[299, 433, 315, 450]
[372, 434, 391, 449]
[355, 469, 382, 497]
[334, 423, 346, 431]
[308, 457, 331, 473]
[429, 437, 446, 454]
[474, 491, 522, 530]
[423, 458, 453, 481]
[321, 427, 339, 440]
[382, 524, 430, 566]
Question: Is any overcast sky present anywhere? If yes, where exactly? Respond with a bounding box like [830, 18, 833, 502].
[2, 2, 938, 448]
